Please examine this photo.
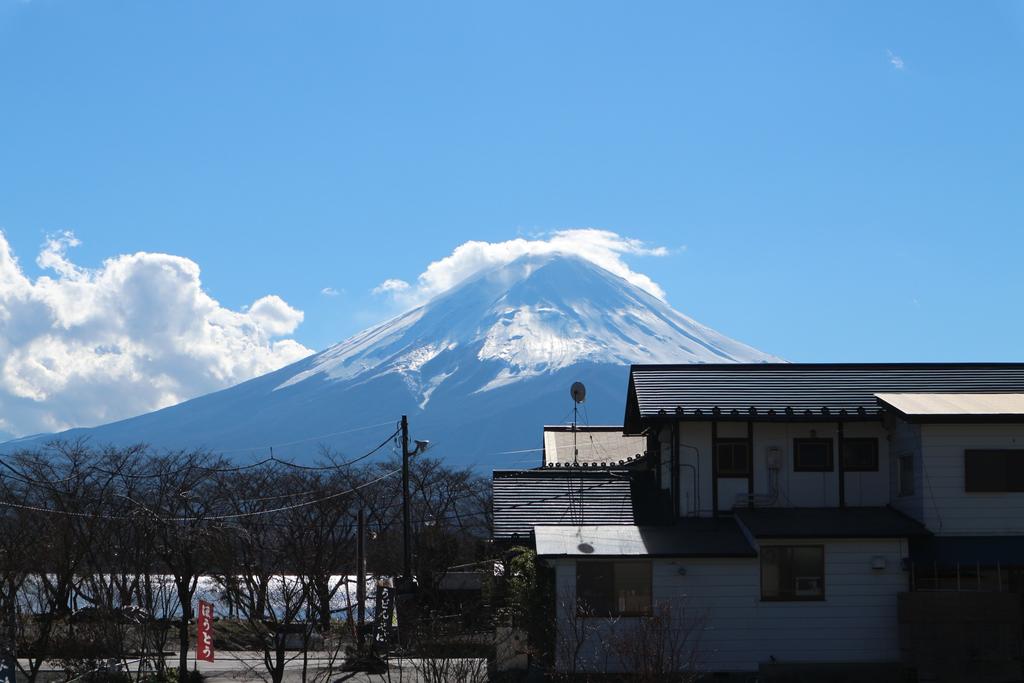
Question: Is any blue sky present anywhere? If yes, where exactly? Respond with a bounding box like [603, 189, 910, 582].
[1, 0, 1022, 372]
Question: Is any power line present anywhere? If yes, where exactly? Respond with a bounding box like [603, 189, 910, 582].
[177, 468, 405, 522]
[484, 446, 545, 456]
[211, 436, 401, 505]
[265, 427, 399, 470]
[0, 419, 398, 462]
[0, 427, 406, 519]
[2, 466, 613, 527]
[4, 427, 401, 486]
[2, 468, 405, 523]
[0, 498, 132, 521]
[210, 420, 398, 455]
[0, 459, 85, 493]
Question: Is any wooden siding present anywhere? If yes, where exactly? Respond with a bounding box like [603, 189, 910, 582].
[551, 538, 908, 673]
[675, 422, 891, 517]
[918, 424, 1024, 534]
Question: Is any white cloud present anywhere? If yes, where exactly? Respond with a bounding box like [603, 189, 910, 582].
[248, 295, 305, 336]
[372, 278, 411, 295]
[320, 287, 340, 297]
[375, 229, 671, 307]
[887, 49, 905, 70]
[0, 231, 313, 437]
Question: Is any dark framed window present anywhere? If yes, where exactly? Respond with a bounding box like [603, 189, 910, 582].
[794, 438, 833, 472]
[898, 454, 915, 497]
[842, 438, 879, 472]
[576, 561, 651, 616]
[761, 545, 825, 601]
[716, 439, 751, 477]
[965, 450, 1024, 492]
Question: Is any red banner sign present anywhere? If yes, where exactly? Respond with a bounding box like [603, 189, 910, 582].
[197, 600, 215, 662]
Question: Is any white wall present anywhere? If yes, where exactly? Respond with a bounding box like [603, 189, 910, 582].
[677, 422, 712, 517]
[551, 538, 908, 673]
[887, 416, 923, 523]
[841, 422, 893, 507]
[675, 421, 891, 517]
[917, 423, 1024, 535]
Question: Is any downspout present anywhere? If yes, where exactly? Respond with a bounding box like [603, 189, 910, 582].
[711, 420, 719, 517]
[837, 421, 846, 508]
[671, 421, 680, 519]
[747, 420, 755, 509]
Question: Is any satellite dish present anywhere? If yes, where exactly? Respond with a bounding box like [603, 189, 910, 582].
[570, 381, 586, 403]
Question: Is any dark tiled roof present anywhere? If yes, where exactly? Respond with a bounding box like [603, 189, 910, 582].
[534, 518, 756, 558]
[492, 469, 643, 542]
[625, 363, 1024, 430]
[735, 507, 929, 539]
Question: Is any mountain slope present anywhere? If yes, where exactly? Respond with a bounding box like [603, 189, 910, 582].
[4, 255, 780, 467]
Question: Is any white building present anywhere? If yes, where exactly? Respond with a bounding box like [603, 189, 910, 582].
[493, 363, 1024, 681]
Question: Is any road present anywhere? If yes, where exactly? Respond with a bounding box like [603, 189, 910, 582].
[15, 652, 485, 682]
[173, 650, 419, 681]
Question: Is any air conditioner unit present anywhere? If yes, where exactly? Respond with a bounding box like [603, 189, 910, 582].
[794, 576, 822, 596]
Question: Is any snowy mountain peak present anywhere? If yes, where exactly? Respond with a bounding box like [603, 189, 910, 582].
[275, 254, 778, 407]
[4, 253, 780, 466]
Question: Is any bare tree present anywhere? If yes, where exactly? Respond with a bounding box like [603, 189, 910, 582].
[606, 600, 706, 682]
[0, 441, 495, 682]
[0, 475, 32, 677]
[143, 450, 226, 683]
[73, 445, 177, 679]
[215, 466, 315, 683]
[10, 442, 123, 682]
[552, 597, 614, 679]
[284, 465, 358, 631]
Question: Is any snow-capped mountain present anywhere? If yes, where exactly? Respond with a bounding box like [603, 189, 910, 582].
[4, 255, 779, 468]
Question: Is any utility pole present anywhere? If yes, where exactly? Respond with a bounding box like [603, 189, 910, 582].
[396, 418, 431, 581]
[396, 415, 428, 648]
[401, 415, 412, 581]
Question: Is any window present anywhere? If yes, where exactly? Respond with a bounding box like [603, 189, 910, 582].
[842, 438, 879, 472]
[716, 439, 750, 477]
[794, 438, 833, 472]
[576, 561, 651, 616]
[965, 450, 1024, 492]
[761, 545, 825, 601]
[899, 454, 915, 496]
